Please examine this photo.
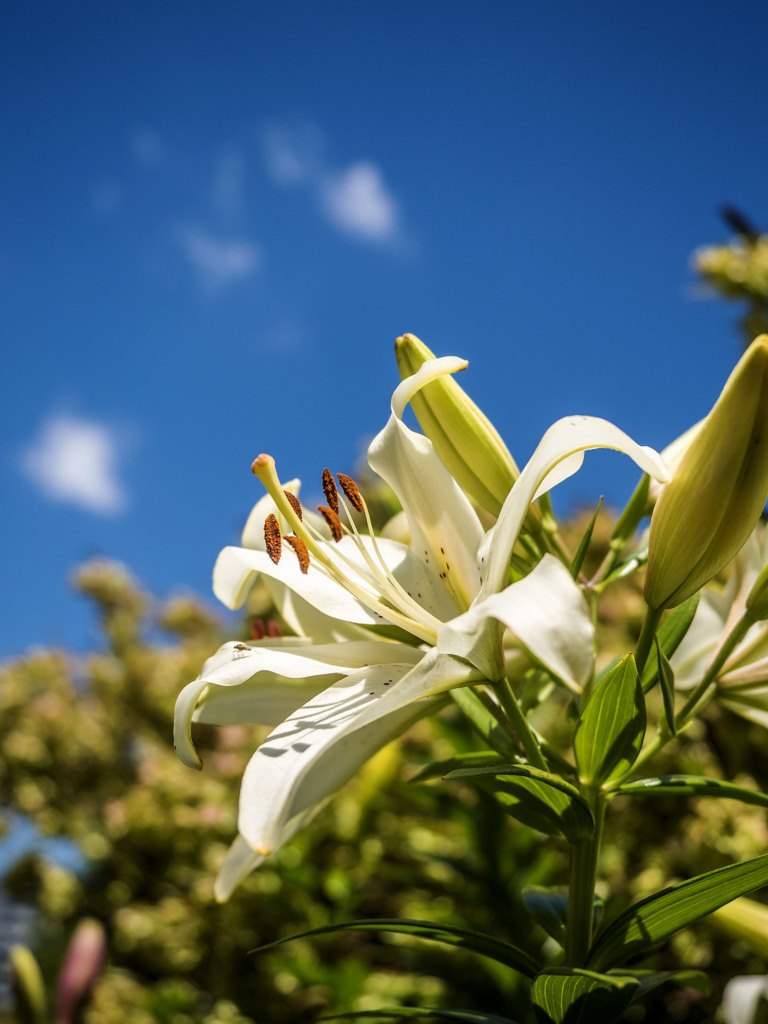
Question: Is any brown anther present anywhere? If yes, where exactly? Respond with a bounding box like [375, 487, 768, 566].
[267, 620, 282, 638]
[322, 467, 339, 513]
[318, 504, 344, 543]
[284, 535, 310, 574]
[251, 617, 266, 640]
[264, 514, 282, 564]
[337, 473, 365, 513]
[283, 490, 303, 521]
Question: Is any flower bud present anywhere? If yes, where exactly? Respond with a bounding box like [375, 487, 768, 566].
[9, 946, 47, 1024]
[395, 333, 519, 516]
[645, 335, 768, 609]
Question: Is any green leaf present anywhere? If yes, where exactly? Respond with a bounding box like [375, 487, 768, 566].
[574, 656, 645, 787]
[321, 1009, 519, 1023]
[587, 852, 768, 971]
[599, 546, 648, 586]
[640, 593, 700, 693]
[619, 969, 709, 998]
[654, 636, 677, 735]
[410, 751, 508, 784]
[449, 687, 520, 759]
[521, 887, 603, 948]
[531, 968, 639, 1024]
[254, 918, 540, 978]
[616, 775, 768, 811]
[446, 764, 594, 841]
[569, 499, 602, 579]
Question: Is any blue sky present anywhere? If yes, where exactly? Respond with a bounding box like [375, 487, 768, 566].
[2, 1, 768, 657]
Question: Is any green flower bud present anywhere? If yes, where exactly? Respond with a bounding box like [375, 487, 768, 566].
[645, 335, 768, 609]
[9, 946, 48, 1024]
[395, 333, 519, 516]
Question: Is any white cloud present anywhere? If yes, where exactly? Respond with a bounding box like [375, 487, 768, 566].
[263, 124, 323, 185]
[21, 415, 128, 515]
[176, 226, 261, 291]
[319, 162, 399, 242]
[130, 126, 167, 167]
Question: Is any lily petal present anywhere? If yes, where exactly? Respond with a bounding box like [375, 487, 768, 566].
[437, 554, 594, 690]
[368, 358, 485, 614]
[481, 416, 670, 597]
[214, 806, 324, 901]
[237, 662, 448, 855]
[174, 639, 422, 769]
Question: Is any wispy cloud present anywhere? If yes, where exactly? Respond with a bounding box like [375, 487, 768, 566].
[263, 123, 323, 185]
[319, 162, 399, 243]
[176, 226, 261, 291]
[90, 181, 123, 216]
[130, 126, 167, 167]
[262, 124, 402, 245]
[20, 414, 128, 515]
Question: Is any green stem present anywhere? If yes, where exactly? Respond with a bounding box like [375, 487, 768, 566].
[492, 678, 548, 770]
[621, 610, 756, 782]
[634, 605, 664, 677]
[565, 790, 606, 966]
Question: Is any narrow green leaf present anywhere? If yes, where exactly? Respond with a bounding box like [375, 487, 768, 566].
[654, 636, 677, 735]
[254, 918, 540, 978]
[616, 775, 768, 812]
[521, 887, 603, 948]
[588, 852, 768, 972]
[618, 969, 709, 998]
[640, 593, 700, 693]
[449, 687, 520, 760]
[410, 751, 507, 783]
[321, 1009, 519, 1023]
[609, 474, 650, 553]
[600, 546, 648, 586]
[574, 655, 645, 787]
[446, 764, 594, 841]
[570, 498, 602, 579]
[531, 968, 639, 1024]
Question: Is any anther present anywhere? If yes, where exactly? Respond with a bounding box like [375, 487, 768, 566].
[337, 473, 365, 513]
[322, 468, 339, 513]
[284, 535, 310, 574]
[283, 490, 303, 521]
[267, 620, 282, 638]
[318, 504, 344, 543]
[264, 514, 282, 564]
[251, 617, 266, 640]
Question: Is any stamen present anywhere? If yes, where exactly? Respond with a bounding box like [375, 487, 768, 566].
[264, 514, 282, 564]
[322, 467, 339, 513]
[318, 504, 344, 543]
[251, 617, 266, 640]
[283, 490, 303, 520]
[284, 535, 310, 574]
[337, 473, 365, 513]
[267, 620, 282, 638]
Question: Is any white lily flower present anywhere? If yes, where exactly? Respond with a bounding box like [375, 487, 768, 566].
[671, 523, 768, 726]
[176, 356, 669, 895]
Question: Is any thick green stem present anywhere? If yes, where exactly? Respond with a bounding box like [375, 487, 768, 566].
[634, 605, 664, 677]
[492, 678, 548, 770]
[565, 791, 606, 966]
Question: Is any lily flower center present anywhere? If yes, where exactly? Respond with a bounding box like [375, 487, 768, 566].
[251, 454, 445, 645]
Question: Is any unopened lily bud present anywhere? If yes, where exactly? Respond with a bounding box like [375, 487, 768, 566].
[53, 918, 106, 1024]
[9, 945, 47, 1024]
[395, 333, 519, 516]
[645, 335, 768, 609]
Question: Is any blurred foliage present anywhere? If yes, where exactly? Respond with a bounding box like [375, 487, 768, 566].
[695, 207, 768, 344]
[3, 507, 768, 1022]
